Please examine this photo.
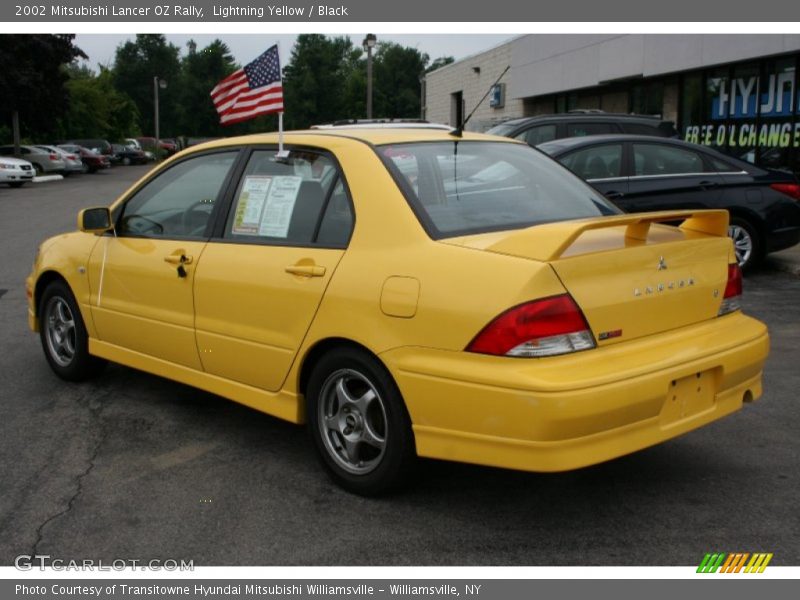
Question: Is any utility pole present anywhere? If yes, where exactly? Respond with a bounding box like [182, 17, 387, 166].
[363, 34, 377, 119]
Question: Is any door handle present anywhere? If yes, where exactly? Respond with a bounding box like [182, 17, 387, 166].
[605, 190, 624, 200]
[285, 264, 326, 277]
[699, 180, 719, 189]
[164, 254, 193, 265]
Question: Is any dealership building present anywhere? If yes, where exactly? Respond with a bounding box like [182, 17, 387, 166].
[423, 35, 800, 171]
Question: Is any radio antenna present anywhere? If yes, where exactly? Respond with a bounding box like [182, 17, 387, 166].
[450, 65, 510, 138]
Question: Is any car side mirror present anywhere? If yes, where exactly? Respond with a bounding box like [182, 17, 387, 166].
[78, 207, 112, 234]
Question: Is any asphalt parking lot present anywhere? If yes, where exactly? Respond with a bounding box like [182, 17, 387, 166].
[0, 167, 798, 567]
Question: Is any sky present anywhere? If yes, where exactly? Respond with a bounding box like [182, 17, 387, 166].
[74, 34, 516, 70]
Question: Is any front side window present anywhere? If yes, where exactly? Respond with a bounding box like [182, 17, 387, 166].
[379, 141, 619, 238]
[118, 151, 237, 238]
[559, 144, 624, 180]
[633, 144, 707, 176]
[224, 150, 351, 247]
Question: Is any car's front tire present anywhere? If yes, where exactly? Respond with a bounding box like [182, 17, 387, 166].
[306, 347, 416, 495]
[39, 280, 106, 381]
[9, 182, 25, 188]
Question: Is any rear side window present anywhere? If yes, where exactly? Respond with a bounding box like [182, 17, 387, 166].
[559, 144, 624, 180]
[515, 124, 557, 146]
[224, 150, 352, 247]
[633, 143, 708, 176]
[379, 141, 619, 238]
[566, 122, 617, 137]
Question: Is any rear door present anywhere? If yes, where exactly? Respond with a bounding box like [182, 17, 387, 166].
[619, 142, 724, 213]
[193, 149, 354, 392]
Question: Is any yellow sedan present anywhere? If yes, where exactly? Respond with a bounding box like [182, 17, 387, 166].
[26, 128, 769, 494]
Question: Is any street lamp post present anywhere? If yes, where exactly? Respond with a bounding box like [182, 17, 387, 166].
[153, 76, 167, 159]
[363, 34, 377, 119]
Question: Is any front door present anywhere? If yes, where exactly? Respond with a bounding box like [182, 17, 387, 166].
[87, 150, 240, 369]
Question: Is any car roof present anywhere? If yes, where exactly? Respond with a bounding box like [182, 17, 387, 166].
[539, 133, 687, 152]
[189, 128, 516, 152]
[497, 113, 667, 126]
[538, 134, 760, 172]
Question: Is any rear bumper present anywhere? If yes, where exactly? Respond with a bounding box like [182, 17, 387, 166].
[381, 312, 768, 472]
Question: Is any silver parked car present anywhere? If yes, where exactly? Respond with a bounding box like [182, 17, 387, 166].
[0, 145, 66, 175]
[0, 156, 35, 187]
[35, 145, 85, 175]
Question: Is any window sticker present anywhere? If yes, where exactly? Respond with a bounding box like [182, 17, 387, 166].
[258, 176, 303, 238]
[232, 174, 303, 238]
[232, 175, 272, 235]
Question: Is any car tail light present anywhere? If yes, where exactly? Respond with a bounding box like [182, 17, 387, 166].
[67, 154, 77, 160]
[770, 182, 800, 201]
[466, 294, 596, 357]
[49, 153, 58, 160]
[718, 263, 742, 316]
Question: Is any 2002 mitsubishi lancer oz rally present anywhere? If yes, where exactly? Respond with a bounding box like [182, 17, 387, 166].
[26, 127, 770, 494]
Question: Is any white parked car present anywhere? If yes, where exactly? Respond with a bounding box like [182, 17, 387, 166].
[0, 156, 35, 187]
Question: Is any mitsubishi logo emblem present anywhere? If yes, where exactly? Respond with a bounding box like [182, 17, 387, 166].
[657, 256, 668, 271]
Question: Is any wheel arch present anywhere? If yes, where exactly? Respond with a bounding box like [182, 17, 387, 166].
[34, 270, 70, 317]
[297, 337, 391, 400]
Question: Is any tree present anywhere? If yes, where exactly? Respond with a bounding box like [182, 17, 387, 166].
[112, 34, 181, 137]
[282, 34, 357, 129]
[176, 39, 240, 137]
[372, 43, 429, 119]
[426, 56, 455, 74]
[0, 35, 86, 143]
[58, 63, 139, 142]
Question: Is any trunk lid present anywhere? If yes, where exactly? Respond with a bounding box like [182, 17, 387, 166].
[444, 210, 734, 346]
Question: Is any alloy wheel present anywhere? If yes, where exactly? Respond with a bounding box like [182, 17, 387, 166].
[728, 224, 753, 268]
[44, 297, 76, 367]
[317, 368, 388, 475]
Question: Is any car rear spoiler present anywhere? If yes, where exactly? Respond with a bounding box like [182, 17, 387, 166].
[487, 209, 730, 262]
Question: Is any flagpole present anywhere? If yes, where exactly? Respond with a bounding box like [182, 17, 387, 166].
[276, 40, 289, 159]
[279, 111, 284, 154]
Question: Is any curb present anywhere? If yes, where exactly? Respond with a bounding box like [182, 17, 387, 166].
[32, 175, 64, 183]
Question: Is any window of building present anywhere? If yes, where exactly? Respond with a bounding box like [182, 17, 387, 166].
[630, 80, 664, 116]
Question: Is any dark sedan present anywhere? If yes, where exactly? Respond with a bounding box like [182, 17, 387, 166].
[538, 135, 800, 269]
[58, 145, 111, 174]
[111, 144, 148, 166]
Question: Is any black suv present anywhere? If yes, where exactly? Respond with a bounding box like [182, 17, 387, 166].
[486, 110, 678, 146]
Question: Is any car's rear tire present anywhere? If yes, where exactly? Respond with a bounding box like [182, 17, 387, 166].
[728, 217, 762, 270]
[39, 280, 106, 381]
[306, 347, 416, 495]
[32, 163, 43, 176]
[122, 157, 131, 166]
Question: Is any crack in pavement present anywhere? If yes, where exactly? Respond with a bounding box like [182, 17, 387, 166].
[30, 390, 112, 557]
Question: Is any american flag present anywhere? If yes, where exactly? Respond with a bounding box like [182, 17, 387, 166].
[211, 45, 284, 125]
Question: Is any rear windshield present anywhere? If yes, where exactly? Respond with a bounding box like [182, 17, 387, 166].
[378, 141, 620, 238]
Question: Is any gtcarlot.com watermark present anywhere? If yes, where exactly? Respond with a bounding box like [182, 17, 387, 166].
[15, 554, 194, 571]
